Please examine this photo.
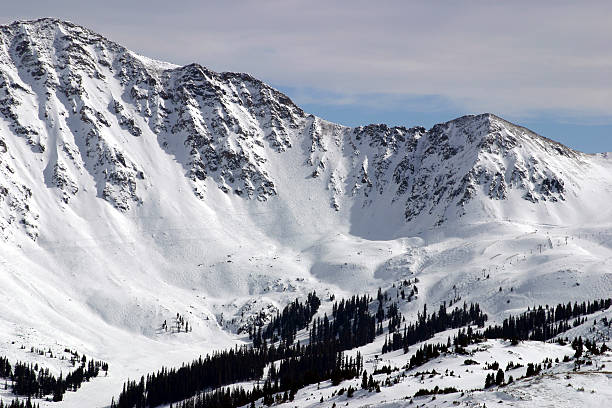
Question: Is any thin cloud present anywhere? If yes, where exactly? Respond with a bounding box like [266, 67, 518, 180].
[1, 1, 611, 123]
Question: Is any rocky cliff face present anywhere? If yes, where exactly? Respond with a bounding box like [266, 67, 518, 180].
[305, 113, 587, 231]
[0, 18, 604, 241]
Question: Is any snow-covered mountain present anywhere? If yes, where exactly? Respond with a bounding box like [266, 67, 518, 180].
[2, 18, 610, 241]
[1, 18, 612, 407]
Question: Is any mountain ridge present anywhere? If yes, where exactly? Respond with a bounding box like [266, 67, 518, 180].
[0, 17, 603, 244]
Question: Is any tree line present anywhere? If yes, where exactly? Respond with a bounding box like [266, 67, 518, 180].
[483, 298, 611, 342]
[111, 289, 611, 408]
[309, 294, 377, 351]
[173, 346, 362, 408]
[383, 302, 487, 353]
[112, 291, 485, 408]
[0, 398, 40, 408]
[253, 291, 321, 345]
[0, 354, 107, 402]
[112, 291, 385, 407]
[112, 336, 363, 408]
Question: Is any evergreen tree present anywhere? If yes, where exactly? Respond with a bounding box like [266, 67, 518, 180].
[495, 369, 504, 385]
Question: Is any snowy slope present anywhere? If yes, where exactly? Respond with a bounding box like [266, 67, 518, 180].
[1, 18, 612, 407]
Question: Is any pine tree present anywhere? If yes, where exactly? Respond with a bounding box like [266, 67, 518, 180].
[361, 371, 368, 389]
[484, 373, 494, 388]
[495, 369, 504, 385]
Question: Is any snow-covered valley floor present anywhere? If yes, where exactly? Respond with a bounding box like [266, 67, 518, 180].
[2, 219, 612, 407]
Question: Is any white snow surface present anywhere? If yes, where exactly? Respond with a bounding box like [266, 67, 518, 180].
[0, 18, 611, 407]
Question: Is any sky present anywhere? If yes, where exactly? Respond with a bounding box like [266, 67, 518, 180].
[1, 1, 611, 152]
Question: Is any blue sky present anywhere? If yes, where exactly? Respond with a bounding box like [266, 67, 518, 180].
[275, 86, 612, 153]
[2, 1, 611, 152]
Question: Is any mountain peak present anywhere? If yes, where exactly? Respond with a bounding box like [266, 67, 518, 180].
[5, 17, 105, 37]
[431, 112, 580, 161]
[3, 17, 106, 44]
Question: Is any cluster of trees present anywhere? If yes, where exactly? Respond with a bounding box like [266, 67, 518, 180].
[112, 291, 489, 407]
[484, 369, 505, 388]
[372, 365, 395, 375]
[505, 361, 523, 371]
[360, 370, 381, 392]
[408, 342, 449, 368]
[162, 313, 191, 333]
[115, 346, 268, 407]
[112, 289, 610, 408]
[0, 355, 107, 402]
[482, 338, 610, 389]
[454, 326, 485, 350]
[112, 341, 362, 408]
[19, 360, 105, 401]
[571, 336, 609, 358]
[255, 291, 321, 345]
[413, 386, 458, 397]
[386, 303, 401, 334]
[171, 386, 259, 408]
[0, 398, 40, 408]
[0, 357, 10, 377]
[483, 298, 611, 342]
[404, 326, 488, 370]
[383, 302, 487, 353]
[112, 319, 367, 408]
[308, 294, 377, 351]
[397, 279, 418, 302]
[113, 291, 389, 407]
[271, 345, 362, 390]
[525, 363, 542, 377]
[481, 360, 520, 389]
